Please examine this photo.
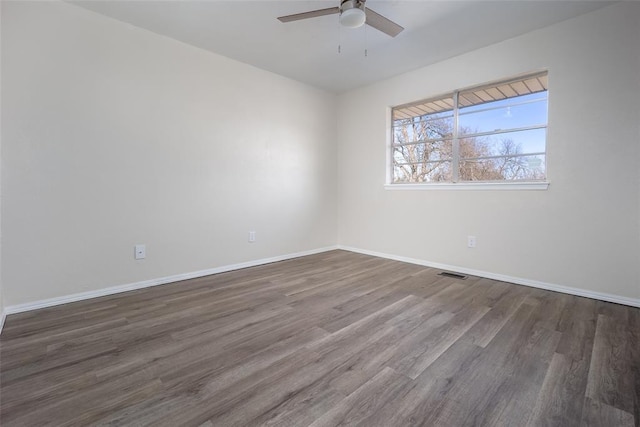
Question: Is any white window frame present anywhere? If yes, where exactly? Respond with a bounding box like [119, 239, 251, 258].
[386, 72, 550, 191]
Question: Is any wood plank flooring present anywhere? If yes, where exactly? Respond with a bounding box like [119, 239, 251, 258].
[1, 250, 638, 426]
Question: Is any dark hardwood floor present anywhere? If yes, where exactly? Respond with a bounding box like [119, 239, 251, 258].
[1, 250, 638, 426]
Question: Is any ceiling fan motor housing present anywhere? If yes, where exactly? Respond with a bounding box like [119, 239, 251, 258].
[340, 0, 364, 12]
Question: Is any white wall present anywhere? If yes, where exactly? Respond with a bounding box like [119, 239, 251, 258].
[1, 1, 337, 307]
[337, 2, 640, 301]
[0, 1, 4, 327]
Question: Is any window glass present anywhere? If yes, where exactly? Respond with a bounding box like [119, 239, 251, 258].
[391, 72, 548, 184]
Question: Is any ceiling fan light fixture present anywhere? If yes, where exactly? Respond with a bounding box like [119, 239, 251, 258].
[340, 2, 366, 28]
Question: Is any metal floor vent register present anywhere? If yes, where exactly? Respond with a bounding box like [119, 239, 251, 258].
[438, 271, 468, 280]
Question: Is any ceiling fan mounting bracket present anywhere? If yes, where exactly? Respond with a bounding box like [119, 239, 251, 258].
[340, 0, 365, 13]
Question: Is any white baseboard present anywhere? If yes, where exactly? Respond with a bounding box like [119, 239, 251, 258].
[4, 246, 339, 316]
[338, 245, 640, 308]
[3, 244, 638, 318]
[0, 310, 6, 335]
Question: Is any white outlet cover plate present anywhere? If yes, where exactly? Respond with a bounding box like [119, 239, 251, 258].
[135, 244, 146, 259]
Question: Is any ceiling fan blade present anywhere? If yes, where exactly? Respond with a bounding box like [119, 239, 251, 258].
[365, 8, 404, 37]
[278, 7, 340, 23]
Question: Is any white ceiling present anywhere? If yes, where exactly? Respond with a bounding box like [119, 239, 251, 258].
[70, 1, 613, 93]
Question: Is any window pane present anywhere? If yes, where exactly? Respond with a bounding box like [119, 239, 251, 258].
[393, 96, 454, 122]
[393, 116, 454, 143]
[459, 155, 546, 181]
[393, 140, 452, 165]
[459, 128, 546, 158]
[394, 161, 452, 183]
[459, 94, 547, 135]
[458, 74, 548, 110]
[421, 110, 454, 121]
[459, 92, 546, 114]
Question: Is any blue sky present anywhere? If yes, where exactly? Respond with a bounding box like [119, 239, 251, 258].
[459, 92, 548, 155]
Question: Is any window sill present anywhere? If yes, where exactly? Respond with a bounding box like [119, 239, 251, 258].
[384, 182, 549, 191]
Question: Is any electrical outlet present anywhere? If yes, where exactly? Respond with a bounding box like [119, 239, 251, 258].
[467, 236, 476, 248]
[248, 231, 256, 243]
[135, 244, 146, 259]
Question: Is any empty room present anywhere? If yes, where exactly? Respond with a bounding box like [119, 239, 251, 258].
[1, 0, 639, 425]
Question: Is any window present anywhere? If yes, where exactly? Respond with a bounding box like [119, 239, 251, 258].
[390, 72, 548, 187]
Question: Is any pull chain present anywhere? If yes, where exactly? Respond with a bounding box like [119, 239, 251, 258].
[364, 22, 368, 57]
[338, 14, 342, 54]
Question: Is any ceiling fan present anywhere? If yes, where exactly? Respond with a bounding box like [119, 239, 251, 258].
[277, 0, 404, 38]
